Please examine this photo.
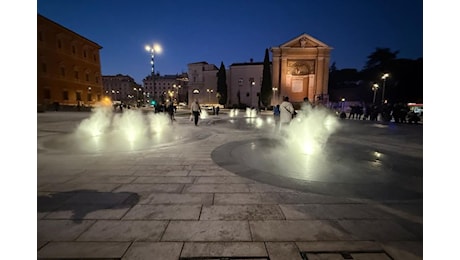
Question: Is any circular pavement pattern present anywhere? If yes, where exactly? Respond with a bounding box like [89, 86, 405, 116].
[211, 120, 423, 200]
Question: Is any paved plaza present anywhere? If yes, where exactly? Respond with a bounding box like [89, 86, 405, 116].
[37, 108, 423, 260]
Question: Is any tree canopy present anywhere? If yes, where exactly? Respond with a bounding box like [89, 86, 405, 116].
[216, 61, 228, 106]
[260, 48, 272, 107]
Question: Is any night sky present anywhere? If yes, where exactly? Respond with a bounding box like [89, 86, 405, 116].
[36, 0, 423, 84]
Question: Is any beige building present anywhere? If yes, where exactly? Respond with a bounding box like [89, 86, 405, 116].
[37, 14, 104, 110]
[271, 33, 332, 107]
[102, 74, 141, 106]
[227, 60, 264, 108]
[187, 62, 219, 106]
[142, 73, 188, 105]
[187, 33, 331, 109]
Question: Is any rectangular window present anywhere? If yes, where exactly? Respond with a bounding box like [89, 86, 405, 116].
[95, 76, 99, 83]
[76, 92, 82, 101]
[72, 46, 76, 54]
[85, 73, 89, 81]
[74, 71, 79, 80]
[83, 50, 87, 58]
[57, 39, 62, 49]
[93, 54, 97, 61]
[63, 90, 69, 100]
[87, 93, 92, 102]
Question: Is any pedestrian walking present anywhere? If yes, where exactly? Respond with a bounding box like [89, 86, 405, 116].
[167, 102, 175, 122]
[273, 104, 280, 129]
[190, 100, 202, 126]
[279, 96, 295, 131]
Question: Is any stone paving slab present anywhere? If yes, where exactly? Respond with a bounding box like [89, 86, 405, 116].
[66, 175, 137, 184]
[278, 203, 395, 220]
[37, 241, 130, 259]
[39, 182, 120, 193]
[123, 205, 201, 220]
[180, 242, 267, 258]
[381, 241, 423, 260]
[195, 176, 257, 184]
[337, 219, 419, 241]
[76, 220, 168, 241]
[113, 183, 184, 193]
[122, 242, 183, 260]
[133, 176, 196, 184]
[138, 192, 214, 205]
[249, 220, 353, 241]
[43, 204, 132, 221]
[213, 192, 282, 204]
[133, 169, 190, 176]
[265, 242, 303, 260]
[183, 183, 250, 193]
[200, 205, 285, 220]
[161, 221, 252, 241]
[295, 240, 383, 252]
[38, 220, 96, 241]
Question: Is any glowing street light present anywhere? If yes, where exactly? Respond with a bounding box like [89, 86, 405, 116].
[272, 86, 278, 104]
[381, 73, 390, 103]
[372, 83, 379, 104]
[145, 43, 162, 100]
[206, 88, 214, 104]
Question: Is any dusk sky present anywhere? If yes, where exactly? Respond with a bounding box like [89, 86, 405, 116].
[36, 0, 422, 85]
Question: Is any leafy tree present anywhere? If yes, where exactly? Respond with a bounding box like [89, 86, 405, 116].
[260, 48, 272, 107]
[216, 62, 228, 106]
[364, 47, 399, 71]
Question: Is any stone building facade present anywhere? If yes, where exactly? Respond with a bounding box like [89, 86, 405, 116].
[271, 33, 332, 107]
[186, 33, 331, 109]
[142, 73, 188, 105]
[37, 14, 104, 110]
[186, 62, 220, 106]
[102, 74, 141, 106]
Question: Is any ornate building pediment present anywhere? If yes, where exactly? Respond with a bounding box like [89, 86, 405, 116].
[279, 33, 331, 48]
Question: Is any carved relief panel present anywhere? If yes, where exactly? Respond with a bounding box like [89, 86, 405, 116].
[287, 60, 315, 75]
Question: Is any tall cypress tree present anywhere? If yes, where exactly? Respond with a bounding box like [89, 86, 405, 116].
[260, 48, 272, 107]
[216, 61, 228, 106]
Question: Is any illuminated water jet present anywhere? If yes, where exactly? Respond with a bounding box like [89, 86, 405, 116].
[71, 103, 179, 152]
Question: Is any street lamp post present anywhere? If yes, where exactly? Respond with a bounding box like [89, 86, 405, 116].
[133, 88, 137, 105]
[250, 80, 255, 107]
[145, 44, 162, 101]
[272, 87, 278, 104]
[372, 83, 379, 104]
[206, 89, 213, 104]
[381, 73, 389, 103]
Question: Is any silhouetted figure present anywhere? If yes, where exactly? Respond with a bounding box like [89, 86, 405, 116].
[273, 104, 281, 129]
[191, 100, 202, 126]
[167, 102, 175, 122]
[216, 106, 220, 115]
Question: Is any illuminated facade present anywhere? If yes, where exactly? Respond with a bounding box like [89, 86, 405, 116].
[37, 14, 104, 110]
[271, 33, 332, 106]
[187, 34, 331, 108]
